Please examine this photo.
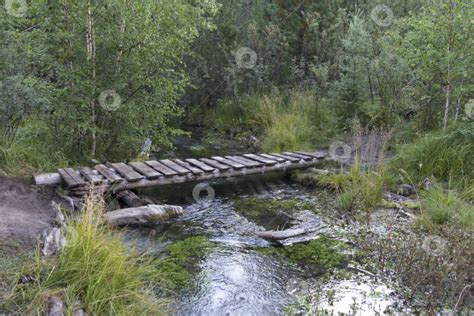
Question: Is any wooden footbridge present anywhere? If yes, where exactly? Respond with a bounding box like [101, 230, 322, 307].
[34, 151, 328, 196]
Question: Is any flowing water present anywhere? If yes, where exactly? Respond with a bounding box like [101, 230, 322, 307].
[125, 130, 410, 315]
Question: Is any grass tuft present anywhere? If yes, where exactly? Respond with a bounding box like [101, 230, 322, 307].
[7, 195, 164, 315]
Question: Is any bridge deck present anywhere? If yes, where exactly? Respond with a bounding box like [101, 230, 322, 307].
[34, 151, 328, 196]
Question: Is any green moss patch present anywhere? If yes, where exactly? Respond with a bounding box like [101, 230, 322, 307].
[152, 236, 215, 293]
[281, 236, 347, 269]
[233, 197, 317, 230]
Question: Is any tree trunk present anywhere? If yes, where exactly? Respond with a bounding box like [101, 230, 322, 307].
[443, 84, 450, 130]
[86, 0, 97, 156]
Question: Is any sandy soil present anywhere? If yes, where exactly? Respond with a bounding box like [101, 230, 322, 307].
[0, 176, 58, 252]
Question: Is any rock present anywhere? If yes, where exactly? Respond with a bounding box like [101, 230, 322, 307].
[42, 227, 66, 257]
[422, 178, 434, 190]
[47, 296, 65, 316]
[398, 184, 416, 196]
[105, 204, 185, 226]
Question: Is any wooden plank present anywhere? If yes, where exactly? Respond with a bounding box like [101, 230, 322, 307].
[58, 168, 86, 188]
[226, 155, 262, 168]
[129, 162, 162, 179]
[199, 158, 231, 171]
[295, 151, 327, 159]
[211, 156, 245, 169]
[160, 159, 191, 175]
[145, 160, 178, 177]
[243, 154, 277, 166]
[173, 159, 204, 175]
[95, 164, 124, 183]
[185, 158, 215, 172]
[109, 163, 144, 182]
[79, 167, 103, 184]
[270, 153, 301, 162]
[284, 152, 314, 161]
[259, 153, 286, 163]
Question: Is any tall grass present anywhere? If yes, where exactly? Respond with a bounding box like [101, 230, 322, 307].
[0, 119, 71, 177]
[204, 90, 338, 152]
[417, 187, 474, 230]
[9, 195, 164, 315]
[390, 123, 474, 191]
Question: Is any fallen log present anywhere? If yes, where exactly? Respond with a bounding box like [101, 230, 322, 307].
[105, 204, 184, 226]
[256, 228, 306, 241]
[116, 190, 146, 207]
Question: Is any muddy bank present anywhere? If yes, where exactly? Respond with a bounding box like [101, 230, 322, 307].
[0, 176, 58, 252]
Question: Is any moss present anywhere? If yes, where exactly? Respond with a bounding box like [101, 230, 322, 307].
[256, 236, 348, 271]
[153, 236, 215, 293]
[280, 236, 347, 269]
[233, 197, 317, 229]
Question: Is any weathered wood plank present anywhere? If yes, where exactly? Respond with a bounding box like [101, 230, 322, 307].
[199, 158, 231, 171]
[129, 162, 162, 179]
[211, 156, 245, 169]
[79, 167, 104, 184]
[270, 153, 301, 162]
[109, 163, 144, 182]
[226, 155, 262, 168]
[173, 159, 204, 175]
[160, 159, 191, 175]
[58, 168, 86, 188]
[95, 164, 124, 183]
[259, 153, 287, 163]
[284, 152, 314, 161]
[145, 160, 178, 177]
[112, 159, 320, 192]
[243, 154, 277, 166]
[185, 158, 215, 172]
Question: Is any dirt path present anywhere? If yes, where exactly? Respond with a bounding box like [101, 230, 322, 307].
[0, 176, 58, 252]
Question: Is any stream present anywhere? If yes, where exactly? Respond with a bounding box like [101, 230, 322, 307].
[124, 130, 410, 315]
